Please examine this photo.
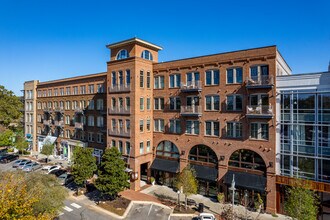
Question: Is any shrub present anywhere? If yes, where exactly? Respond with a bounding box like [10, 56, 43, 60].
[217, 192, 225, 203]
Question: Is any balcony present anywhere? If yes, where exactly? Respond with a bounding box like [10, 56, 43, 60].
[180, 81, 202, 92]
[54, 120, 64, 128]
[43, 120, 52, 126]
[180, 105, 202, 117]
[246, 105, 273, 118]
[54, 107, 64, 113]
[43, 108, 52, 113]
[74, 107, 84, 114]
[75, 122, 84, 130]
[108, 129, 130, 137]
[246, 75, 274, 89]
[108, 84, 130, 93]
[108, 107, 131, 115]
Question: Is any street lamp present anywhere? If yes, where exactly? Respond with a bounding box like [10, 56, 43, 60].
[229, 174, 236, 218]
[244, 190, 248, 220]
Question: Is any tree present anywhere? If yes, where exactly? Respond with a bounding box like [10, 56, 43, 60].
[71, 146, 97, 189]
[15, 133, 29, 155]
[285, 181, 319, 220]
[95, 147, 129, 199]
[175, 165, 198, 209]
[0, 129, 14, 147]
[0, 85, 23, 128]
[0, 172, 55, 219]
[41, 141, 54, 162]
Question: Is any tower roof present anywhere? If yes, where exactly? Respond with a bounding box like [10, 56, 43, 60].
[106, 37, 163, 51]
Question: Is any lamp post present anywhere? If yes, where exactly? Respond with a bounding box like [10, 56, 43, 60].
[229, 174, 236, 218]
[177, 190, 180, 211]
[244, 190, 248, 220]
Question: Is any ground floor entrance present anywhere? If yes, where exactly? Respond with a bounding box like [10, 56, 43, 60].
[197, 179, 218, 198]
[140, 162, 148, 182]
[152, 170, 176, 188]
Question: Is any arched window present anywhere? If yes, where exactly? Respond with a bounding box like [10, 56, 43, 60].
[116, 49, 129, 60]
[156, 141, 179, 158]
[229, 149, 266, 173]
[189, 145, 218, 164]
[141, 50, 153, 61]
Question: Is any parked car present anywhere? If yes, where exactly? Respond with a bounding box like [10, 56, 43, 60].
[0, 154, 19, 163]
[198, 213, 216, 220]
[13, 159, 30, 168]
[17, 161, 33, 170]
[57, 173, 74, 185]
[23, 162, 42, 172]
[43, 165, 62, 173]
[49, 169, 67, 177]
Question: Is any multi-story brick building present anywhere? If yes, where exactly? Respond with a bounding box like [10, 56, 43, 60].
[24, 38, 292, 213]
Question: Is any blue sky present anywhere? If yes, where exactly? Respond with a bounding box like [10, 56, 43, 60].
[0, 0, 329, 95]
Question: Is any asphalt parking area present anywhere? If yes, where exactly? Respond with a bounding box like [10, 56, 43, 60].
[126, 203, 172, 220]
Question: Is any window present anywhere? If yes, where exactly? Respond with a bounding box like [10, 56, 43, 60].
[156, 141, 180, 158]
[126, 119, 130, 132]
[112, 71, 116, 87]
[97, 133, 104, 143]
[37, 102, 41, 110]
[139, 119, 144, 132]
[169, 74, 181, 88]
[111, 119, 116, 131]
[229, 149, 266, 173]
[146, 119, 151, 131]
[119, 71, 123, 85]
[111, 140, 116, 148]
[118, 141, 123, 154]
[189, 145, 217, 164]
[205, 121, 220, 136]
[250, 65, 269, 81]
[118, 119, 123, 131]
[65, 130, 70, 138]
[88, 132, 94, 142]
[186, 72, 200, 84]
[205, 69, 220, 85]
[65, 116, 70, 125]
[250, 123, 269, 140]
[111, 98, 116, 110]
[147, 72, 151, 88]
[88, 116, 94, 126]
[97, 116, 104, 127]
[54, 88, 58, 96]
[126, 142, 131, 155]
[169, 97, 181, 110]
[140, 142, 144, 154]
[118, 98, 123, 109]
[116, 49, 129, 60]
[97, 84, 104, 93]
[250, 94, 269, 106]
[154, 76, 164, 89]
[73, 86, 78, 95]
[96, 99, 104, 110]
[227, 95, 243, 111]
[227, 67, 243, 84]
[226, 122, 242, 138]
[140, 70, 144, 88]
[169, 119, 181, 134]
[65, 87, 71, 95]
[80, 86, 86, 94]
[88, 84, 94, 93]
[60, 88, 64, 96]
[141, 50, 153, 61]
[147, 98, 151, 110]
[154, 97, 164, 110]
[140, 97, 144, 111]
[154, 119, 164, 132]
[147, 140, 151, 152]
[205, 95, 220, 110]
[88, 100, 94, 110]
[186, 120, 199, 135]
[126, 69, 130, 85]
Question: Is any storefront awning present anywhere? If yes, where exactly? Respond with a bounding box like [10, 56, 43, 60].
[224, 170, 266, 192]
[150, 158, 180, 173]
[191, 164, 218, 182]
[43, 136, 57, 145]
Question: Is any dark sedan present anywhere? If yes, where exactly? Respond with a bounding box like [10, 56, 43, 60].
[0, 154, 19, 163]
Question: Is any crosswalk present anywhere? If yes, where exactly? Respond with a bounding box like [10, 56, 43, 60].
[59, 202, 82, 216]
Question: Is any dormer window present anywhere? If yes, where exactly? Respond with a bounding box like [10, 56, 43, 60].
[141, 50, 153, 61]
[116, 49, 129, 60]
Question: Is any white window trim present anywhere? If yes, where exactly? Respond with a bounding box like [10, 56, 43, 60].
[205, 121, 220, 137]
[205, 69, 219, 85]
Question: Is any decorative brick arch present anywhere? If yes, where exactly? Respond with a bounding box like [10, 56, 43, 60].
[187, 144, 219, 163]
[154, 140, 181, 156]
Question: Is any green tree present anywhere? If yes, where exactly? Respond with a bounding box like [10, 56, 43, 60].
[71, 146, 97, 188]
[41, 141, 54, 163]
[0, 129, 14, 147]
[175, 165, 198, 209]
[15, 133, 29, 155]
[0, 85, 23, 128]
[95, 147, 129, 199]
[285, 181, 319, 220]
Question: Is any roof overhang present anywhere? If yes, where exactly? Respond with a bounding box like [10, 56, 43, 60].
[106, 37, 163, 51]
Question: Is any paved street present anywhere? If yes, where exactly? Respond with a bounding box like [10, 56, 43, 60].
[126, 203, 172, 220]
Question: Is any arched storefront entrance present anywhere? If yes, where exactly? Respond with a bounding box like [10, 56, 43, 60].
[224, 149, 267, 209]
[150, 141, 180, 187]
[189, 145, 218, 197]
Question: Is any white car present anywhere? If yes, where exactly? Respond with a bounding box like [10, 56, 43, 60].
[198, 213, 216, 220]
[43, 165, 62, 174]
[23, 162, 42, 172]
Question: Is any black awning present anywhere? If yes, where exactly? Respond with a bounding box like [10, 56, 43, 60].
[224, 170, 266, 192]
[191, 164, 218, 182]
[150, 158, 180, 173]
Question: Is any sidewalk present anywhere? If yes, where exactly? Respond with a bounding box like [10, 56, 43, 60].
[119, 189, 163, 204]
[141, 185, 289, 220]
